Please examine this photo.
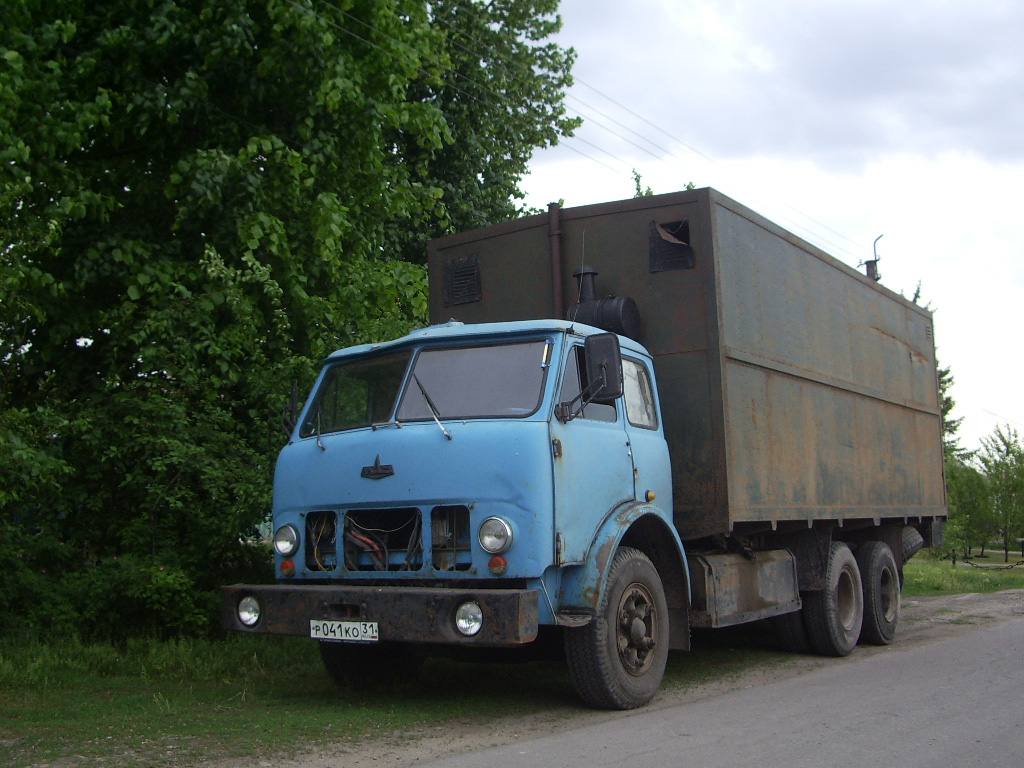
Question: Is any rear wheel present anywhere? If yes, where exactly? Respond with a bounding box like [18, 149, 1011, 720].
[856, 541, 900, 645]
[804, 542, 863, 657]
[319, 641, 423, 690]
[564, 547, 669, 709]
[772, 605, 812, 653]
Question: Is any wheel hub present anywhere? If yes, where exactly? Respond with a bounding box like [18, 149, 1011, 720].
[616, 583, 658, 676]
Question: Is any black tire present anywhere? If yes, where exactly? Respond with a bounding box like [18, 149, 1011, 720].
[902, 525, 925, 563]
[319, 641, 423, 690]
[564, 547, 669, 710]
[772, 605, 812, 653]
[804, 542, 863, 657]
[856, 541, 900, 645]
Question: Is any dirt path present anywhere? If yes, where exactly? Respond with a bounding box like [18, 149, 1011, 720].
[215, 589, 1024, 768]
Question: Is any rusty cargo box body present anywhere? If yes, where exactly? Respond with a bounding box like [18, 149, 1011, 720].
[428, 187, 946, 543]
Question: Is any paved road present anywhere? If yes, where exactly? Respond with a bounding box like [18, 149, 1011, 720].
[418, 617, 1024, 768]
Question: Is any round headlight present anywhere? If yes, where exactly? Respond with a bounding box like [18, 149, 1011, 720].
[455, 601, 483, 636]
[238, 596, 261, 627]
[274, 524, 300, 557]
[478, 517, 513, 554]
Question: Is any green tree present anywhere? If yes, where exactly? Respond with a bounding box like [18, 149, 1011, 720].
[937, 364, 968, 462]
[384, 0, 580, 261]
[0, 0, 576, 638]
[977, 426, 1024, 563]
[944, 461, 994, 557]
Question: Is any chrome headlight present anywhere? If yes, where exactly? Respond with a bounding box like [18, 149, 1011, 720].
[238, 596, 261, 627]
[455, 601, 483, 636]
[478, 517, 513, 554]
[273, 524, 300, 557]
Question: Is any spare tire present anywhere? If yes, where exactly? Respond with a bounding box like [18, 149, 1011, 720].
[902, 526, 925, 563]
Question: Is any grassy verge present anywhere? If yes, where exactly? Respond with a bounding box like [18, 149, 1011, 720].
[5, 554, 1022, 766]
[902, 552, 1024, 595]
[1, 628, 788, 767]
[0, 635, 564, 767]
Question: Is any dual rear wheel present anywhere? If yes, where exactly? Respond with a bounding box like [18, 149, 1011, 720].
[774, 539, 901, 656]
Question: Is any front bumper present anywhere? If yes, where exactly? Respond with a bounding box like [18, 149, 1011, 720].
[221, 584, 540, 646]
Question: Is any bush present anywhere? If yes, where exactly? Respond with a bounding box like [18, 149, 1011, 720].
[0, 521, 272, 642]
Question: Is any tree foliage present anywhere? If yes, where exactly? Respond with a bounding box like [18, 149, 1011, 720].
[943, 461, 994, 557]
[977, 426, 1024, 563]
[0, 0, 577, 639]
[937, 364, 967, 462]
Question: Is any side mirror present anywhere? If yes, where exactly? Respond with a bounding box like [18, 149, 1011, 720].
[584, 333, 623, 404]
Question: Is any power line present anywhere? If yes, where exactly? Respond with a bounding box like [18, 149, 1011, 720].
[427, 11, 871, 263]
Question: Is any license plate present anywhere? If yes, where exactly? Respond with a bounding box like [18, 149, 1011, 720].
[310, 619, 379, 642]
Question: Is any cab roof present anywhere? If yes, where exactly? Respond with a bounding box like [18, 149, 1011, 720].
[324, 320, 652, 362]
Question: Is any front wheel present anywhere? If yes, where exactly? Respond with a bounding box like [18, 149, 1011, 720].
[564, 547, 670, 710]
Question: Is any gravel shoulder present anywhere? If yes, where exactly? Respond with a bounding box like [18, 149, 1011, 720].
[214, 589, 1024, 768]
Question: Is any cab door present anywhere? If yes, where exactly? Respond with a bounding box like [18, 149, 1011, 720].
[621, 356, 672, 508]
[549, 343, 634, 565]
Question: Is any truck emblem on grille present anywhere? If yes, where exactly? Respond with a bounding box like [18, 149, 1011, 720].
[361, 455, 395, 480]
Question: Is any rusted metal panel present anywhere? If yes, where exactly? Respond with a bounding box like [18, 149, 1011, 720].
[428, 187, 947, 544]
[221, 584, 539, 646]
[687, 549, 801, 628]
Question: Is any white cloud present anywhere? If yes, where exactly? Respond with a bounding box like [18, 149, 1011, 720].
[552, 0, 1024, 165]
[522, 0, 1024, 451]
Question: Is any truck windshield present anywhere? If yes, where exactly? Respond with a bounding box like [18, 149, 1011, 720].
[299, 352, 412, 438]
[397, 340, 550, 421]
[300, 339, 551, 437]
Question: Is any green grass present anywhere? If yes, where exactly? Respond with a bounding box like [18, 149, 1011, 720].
[0, 626, 792, 767]
[903, 552, 1024, 595]
[5, 556, 1023, 766]
[0, 635, 578, 767]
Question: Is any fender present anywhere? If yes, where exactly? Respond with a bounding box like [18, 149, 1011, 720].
[554, 500, 690, 628]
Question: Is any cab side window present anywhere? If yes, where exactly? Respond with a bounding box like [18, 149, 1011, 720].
[559, 345, 617, 422]
[623, 358, 658, 429]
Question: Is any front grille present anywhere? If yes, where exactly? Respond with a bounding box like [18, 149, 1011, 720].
[306, 511, 338, 571]
[344, 507, 423, 571]
[431, 505, 472, 571]
[302, 505, 472, 573]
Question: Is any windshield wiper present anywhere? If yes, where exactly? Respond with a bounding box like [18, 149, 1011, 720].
[413, 374, 453, 441]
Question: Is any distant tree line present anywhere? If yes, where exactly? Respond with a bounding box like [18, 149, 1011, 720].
[940, 368, 1024, 562]
[0, 0, 578, 640]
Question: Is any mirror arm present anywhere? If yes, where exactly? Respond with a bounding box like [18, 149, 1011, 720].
[556, 371, 608, 423]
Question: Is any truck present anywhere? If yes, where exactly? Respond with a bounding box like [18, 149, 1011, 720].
[222, 187, 946, 709]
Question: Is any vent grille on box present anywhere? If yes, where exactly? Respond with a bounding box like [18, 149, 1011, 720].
[443, 254, 482, 306]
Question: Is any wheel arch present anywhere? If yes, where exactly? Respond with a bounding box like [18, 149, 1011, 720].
[556, 502, 690, 650]
[621, 514, 691, 651]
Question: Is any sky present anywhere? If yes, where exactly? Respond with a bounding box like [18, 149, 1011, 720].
[519, 0, 1024, 454]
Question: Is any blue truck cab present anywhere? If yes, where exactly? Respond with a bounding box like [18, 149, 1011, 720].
[223, 319, 690, 709]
